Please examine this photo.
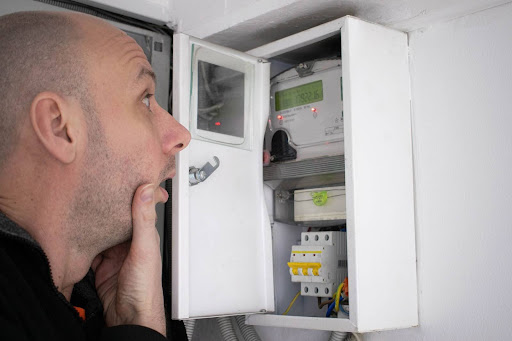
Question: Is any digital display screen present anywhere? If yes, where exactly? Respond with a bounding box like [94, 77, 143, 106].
[275, 80, 323, 111]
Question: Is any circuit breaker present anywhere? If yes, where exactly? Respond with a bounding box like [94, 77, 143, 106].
[288, 231, 346, 297]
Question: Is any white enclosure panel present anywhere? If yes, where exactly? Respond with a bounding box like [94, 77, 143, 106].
[342, 17, 418, 331]
[246, 314, 356, 332]
[172, 33, 192, 319]
[172, 34, 274, 319]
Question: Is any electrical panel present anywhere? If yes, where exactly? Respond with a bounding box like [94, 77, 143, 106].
[246, 16, 418, 333]
[171, 14, 417, 333]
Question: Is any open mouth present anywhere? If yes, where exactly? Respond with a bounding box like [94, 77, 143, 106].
[161, 171, 176, 183]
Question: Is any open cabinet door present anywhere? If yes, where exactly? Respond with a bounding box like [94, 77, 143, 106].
[171, 34, 274, 319]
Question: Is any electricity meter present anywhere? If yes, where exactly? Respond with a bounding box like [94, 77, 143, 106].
[265, 59, 343, 162]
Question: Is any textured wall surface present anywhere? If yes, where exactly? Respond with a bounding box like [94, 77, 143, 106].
[366, 2, 512, 340]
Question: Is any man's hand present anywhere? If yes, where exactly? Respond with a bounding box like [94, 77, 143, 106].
[92, 184, 168, 336]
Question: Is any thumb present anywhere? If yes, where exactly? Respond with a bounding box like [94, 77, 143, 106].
[131, 184, 168, 249]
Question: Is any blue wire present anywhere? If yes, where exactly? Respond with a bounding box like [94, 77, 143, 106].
[325, 294, 349, 317]
[326, 301, 336, 317]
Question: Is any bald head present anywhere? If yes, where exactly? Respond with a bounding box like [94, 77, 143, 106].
[0, 9, 190, 265]
[0, 11, 89, 168]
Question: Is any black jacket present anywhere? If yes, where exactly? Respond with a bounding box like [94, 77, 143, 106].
[0, 211, 167, 340]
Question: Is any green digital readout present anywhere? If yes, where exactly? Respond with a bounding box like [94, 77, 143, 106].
[275, 80, 323, 111]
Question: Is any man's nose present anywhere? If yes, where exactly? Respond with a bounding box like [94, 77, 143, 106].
[162, 114, 191, 155]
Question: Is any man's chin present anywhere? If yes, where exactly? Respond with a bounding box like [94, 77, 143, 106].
[101, 221, 133, 251]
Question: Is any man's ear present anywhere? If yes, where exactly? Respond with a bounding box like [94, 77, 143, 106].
[30, 92, 78, 164]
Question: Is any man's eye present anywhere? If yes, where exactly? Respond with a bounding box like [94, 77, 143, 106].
[142, 94, 153, 110]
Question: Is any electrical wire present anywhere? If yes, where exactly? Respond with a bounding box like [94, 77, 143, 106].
[326, 300, 336, 317]
[318, 297, 335, 309]
[329, 331, 348, 341]
[200, 62, 219, 100]
[326, 294, 349, 318]
[234, 315, 262, 341]
[217, 317, 238, 341]
[324, 282, 349, 318]
[334, 282, 344, 313]
[183, 320, 196, 340]
[351, 333, 363, 341]
[282, 291, 301, 315]
[339, 305, 349, 316]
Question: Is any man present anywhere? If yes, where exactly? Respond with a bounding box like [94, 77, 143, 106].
[0, 10, 190, 340]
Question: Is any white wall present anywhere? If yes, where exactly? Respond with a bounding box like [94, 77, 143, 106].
[366, 2, 512, 340]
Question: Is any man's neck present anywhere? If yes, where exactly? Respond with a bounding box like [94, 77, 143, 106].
[0, 182, 93, 301]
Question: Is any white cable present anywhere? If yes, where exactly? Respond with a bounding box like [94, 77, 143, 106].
[234, 315, 261, 341]
[183, 320, 196, 341]
[217, 317, 239, 341]
[200, 62, 218, 100]
[329, 331, 348, 341]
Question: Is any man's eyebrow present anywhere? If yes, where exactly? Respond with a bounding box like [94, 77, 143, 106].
[136, 66, 157, 86]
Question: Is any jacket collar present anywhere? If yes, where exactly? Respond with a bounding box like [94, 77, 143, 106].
[0, 211, 40, 248]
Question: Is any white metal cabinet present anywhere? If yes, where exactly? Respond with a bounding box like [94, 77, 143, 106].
[172, 16, 418, 333]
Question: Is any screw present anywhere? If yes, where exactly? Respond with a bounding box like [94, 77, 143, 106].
[198, 170, 207, 181]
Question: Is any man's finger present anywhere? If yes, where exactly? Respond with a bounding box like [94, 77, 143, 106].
[132, 184, 156, 232]
[155, 186, 169, 205]
[91, 254, 103, 272]
[131, 184, 167, 250]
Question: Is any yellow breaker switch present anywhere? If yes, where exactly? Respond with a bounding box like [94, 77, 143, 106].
[287, 262, 322, 276]
[289, 231, 346, 297]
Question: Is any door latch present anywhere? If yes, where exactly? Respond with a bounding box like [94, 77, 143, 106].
[189, 156, 220, 186]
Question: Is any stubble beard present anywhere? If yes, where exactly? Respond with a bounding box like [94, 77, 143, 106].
[68, 108, 143, 255]
[67, 101, 176, 257]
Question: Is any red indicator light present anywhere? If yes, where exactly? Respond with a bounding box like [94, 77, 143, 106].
[215, 122, 221, 126]
[277, 115, 283, 120]
[311, 107, 317, 112]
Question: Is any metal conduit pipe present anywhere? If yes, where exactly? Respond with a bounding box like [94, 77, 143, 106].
[217, 317, 239, 341]
[329, 331, 348, 341]
[233, 315, 261, 341]
[183, 320, 196, 341]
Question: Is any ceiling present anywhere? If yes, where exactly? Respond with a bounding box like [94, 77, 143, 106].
[197, 0, 511, 52]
